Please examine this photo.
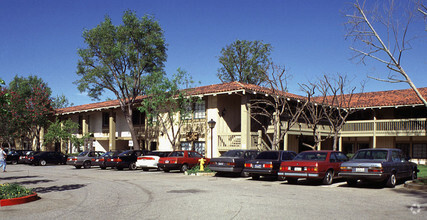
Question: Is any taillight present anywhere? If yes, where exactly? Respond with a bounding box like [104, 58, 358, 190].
[280, 166, 285, 171]
[244, 163, 252, 168]
[72, 158, 77, 161]
[210, 162, 216, 165]
[368, 167, 383, 173]
[307, 167, 318, 172]
[340, 167, 352, 172]
[91, 159, 95, 161]
[263, 163, 273, 169]
[227, 162, 236, 166]
[29, 157, 34, 160]
[99, 158, 105, 162]
[67, 158, 72, 161]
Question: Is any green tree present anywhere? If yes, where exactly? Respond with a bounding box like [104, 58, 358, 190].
[75, 10, 167, 150]
[51, 94, 74, 109]
[45, 119, 86, 153]
[139, 69, 196, 150]
[217, 40, 272, 85]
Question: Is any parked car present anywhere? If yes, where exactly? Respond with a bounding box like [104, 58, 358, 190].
[28, 151, 68, 166]
[6, 150, 33, 165]
[66, 151, 105, 169]
[243, 150, 297, 180]
[106, 150, 147, 170]
[136, 151, 172, 171]
[21, 151, 40, 164]
[210, 150, 259, 176]
[93, 150, 123, 169]
[278, 150, 348, 185]
[158, 150, 210, 172]
[338, 148, 418, 188]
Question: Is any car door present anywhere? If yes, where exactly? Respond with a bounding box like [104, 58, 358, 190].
[391, 150, 405, 179]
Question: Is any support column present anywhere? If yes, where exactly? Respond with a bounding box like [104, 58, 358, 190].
[109, 112, 116, 151]
[283, 133, 288, 151]
[373, 116, 377, 148]
[339, 136, 343, 152]
[39, 127, 45, 151]
[241, 95, 251, 150]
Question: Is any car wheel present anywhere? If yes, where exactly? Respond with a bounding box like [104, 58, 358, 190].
[180, 164, 188, 172]
[100, 165, 106, 170]
[347, 179, 357, 186]
[11, 160, 18, 165]
[163, 169, 170, 173]
[322, 170, 334, 185]
[251, 174, 260, 180]
[240, 171, 249, 177]
[142, 168, 149, 171]
[83, 161, 91, 169]
[39, 160, 47, 166]
[287, 178, 298, 184]
[386, 173, 396, 188]
[75, 165, 82, 169]
[129, 163, 136, 170]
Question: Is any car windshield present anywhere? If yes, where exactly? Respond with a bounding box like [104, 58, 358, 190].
[353, 150, 388, 161]
[169, 151, 184, 157]
[221, 150, 244, 157]
[78, 151, 88, 157]
[294, 152, 328, 161]
[255, 151, 279, 160]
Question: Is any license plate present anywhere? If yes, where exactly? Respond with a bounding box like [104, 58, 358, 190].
[165, 160, 169, 164]
[294, 167, 302, 171]
[218, 162, 224, 166]
[254, 164, 262, 169]
[355, 168, 365, 172]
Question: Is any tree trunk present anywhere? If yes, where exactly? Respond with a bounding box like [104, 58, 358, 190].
[122, 104, 140, 150]
[332, 131, 339, 151]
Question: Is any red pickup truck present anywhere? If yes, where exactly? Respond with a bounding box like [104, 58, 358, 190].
[158, 150, 210, 172]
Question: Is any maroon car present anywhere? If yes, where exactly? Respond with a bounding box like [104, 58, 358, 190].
[158, 150, 210, 172]
[278, 150, 348, 185]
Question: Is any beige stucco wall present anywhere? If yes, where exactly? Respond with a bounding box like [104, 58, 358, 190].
[375, 137, 395, 148]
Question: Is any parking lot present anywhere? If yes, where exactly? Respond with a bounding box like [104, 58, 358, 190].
[0, 164, 426, 220]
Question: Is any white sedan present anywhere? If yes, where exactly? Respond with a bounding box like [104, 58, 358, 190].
[136, 151, 172, 171]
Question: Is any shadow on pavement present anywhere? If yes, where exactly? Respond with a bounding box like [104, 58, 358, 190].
[33, 184, 87, 193]
[16, 179, 54, 185]
[0, 176, 40, 181]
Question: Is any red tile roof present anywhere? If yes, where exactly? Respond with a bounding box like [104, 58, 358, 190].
[55, 82, 427, 114]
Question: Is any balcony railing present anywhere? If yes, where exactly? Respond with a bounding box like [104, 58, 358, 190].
[217, 132, 262, 151]
[342, 118, 427, 136]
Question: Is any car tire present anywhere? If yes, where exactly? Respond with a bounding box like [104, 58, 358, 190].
[347, 179, 357, 186]
[240, 171, 249, 177]
[180, 164, 188, 172]
[100, 165, 106, 170]
[322, 170, 334, 185]
[163, 169, 170, 173]
[83, 161, 91, 169]
[411, 169, 417, 180]
[75, 165, 82, 169]
[116, 167, 123, 170]
[251, 174, 260, 180]
[11, 160, 18, 165]
[129, 163, 136, 170]
[386, 173, 396, 188]
[142, 168, 149, 171]
[287, 178, 298, 184]
[39, 160, 47, 166]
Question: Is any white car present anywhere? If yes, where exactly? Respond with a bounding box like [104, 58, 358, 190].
[136, 151, 172, 171]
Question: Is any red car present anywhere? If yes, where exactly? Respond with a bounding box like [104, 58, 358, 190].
[278, 150, 348, 185]
[158, 150, 210, 172]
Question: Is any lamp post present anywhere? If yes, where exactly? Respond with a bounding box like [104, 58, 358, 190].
[207, 119, 216, 158]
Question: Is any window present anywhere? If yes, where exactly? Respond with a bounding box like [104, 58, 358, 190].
[391, 151, 400, 162]
[335, 153, 348, 162]
[413, 144, 427, 159]
[181, 142, 191, 151]
[102, 112, 109, 128]
[330, 153, 337, 163]
[396, 144, 410, 158]
[194, 101, 206, 119]
[132, 111, 145, 126]
[194, 142, 205, 156]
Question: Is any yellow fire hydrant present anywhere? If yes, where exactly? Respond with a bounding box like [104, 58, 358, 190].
[198, 158, 206, 171]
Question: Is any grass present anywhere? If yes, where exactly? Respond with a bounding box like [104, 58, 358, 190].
[0, 183, 34, 200]
[186, 165, 213, 175]
[417, 165, 427, 179]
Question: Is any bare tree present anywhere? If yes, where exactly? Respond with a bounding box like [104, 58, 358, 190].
[345, 0, 427, 107]
[318, 74, 363, 151]
[250, 64, 307, 150]
[300, 83, 330, 150]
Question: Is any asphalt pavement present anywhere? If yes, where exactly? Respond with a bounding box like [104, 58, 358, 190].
[0, 164, 426, 220]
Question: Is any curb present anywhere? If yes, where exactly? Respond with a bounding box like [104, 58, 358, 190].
[404, 181, 427, 192]
[0, 193, 39, 207]
[184, 172, 215, 176]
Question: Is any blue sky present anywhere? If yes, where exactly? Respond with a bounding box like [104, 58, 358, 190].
[1, 0, 426, 106]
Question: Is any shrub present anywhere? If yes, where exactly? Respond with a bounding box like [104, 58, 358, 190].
[0, 183, 34, 200]
[186, 165, 213, 175]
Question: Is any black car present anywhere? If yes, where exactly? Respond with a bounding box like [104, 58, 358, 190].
[28, 151, 68, 166]
[243, 150, 297, 180]
[6, 150, 33, 164]
[94, 150, 123, 169]
[106, 150, 147, 170]
[210, 150, 259, 176]
[21, 151, 40, 164]
[339, 148, 418, 187]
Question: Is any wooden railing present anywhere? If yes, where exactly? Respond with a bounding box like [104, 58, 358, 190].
[342, 118, 427, 135]
[218, 132, 262, 151]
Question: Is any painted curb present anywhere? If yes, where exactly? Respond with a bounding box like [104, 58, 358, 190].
[0, 193, 39, 207]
